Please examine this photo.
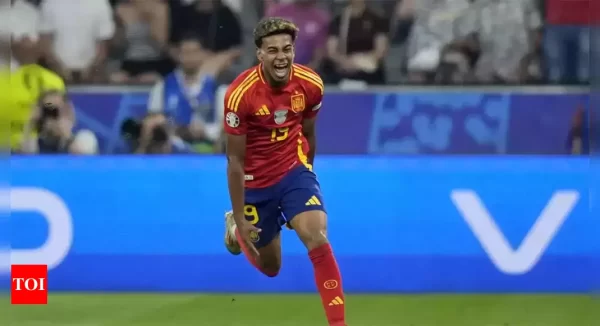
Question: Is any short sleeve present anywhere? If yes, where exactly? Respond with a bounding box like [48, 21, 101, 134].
[303, 72, 324, 120]
[303, 92, 322, 119]
[95, 0, 116, 40]
[223, 85, 249, 135]
[42, 69, 66, 92]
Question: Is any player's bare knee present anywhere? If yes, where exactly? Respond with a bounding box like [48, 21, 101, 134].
[257, 238, 282, 276]
[302, 231, 328, 251]
[259, 259, 281, 277]
[291, 211, 328, 251]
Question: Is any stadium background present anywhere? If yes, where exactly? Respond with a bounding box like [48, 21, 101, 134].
[3, 0, 599, 325]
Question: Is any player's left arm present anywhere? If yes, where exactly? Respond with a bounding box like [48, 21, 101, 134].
[302, 76, 324, 166]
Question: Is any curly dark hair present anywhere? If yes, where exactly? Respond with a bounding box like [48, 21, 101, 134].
[253, 17, 299, 48]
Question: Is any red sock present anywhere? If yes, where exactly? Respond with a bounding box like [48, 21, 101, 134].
[309, 243, 346, 326]
[234, 228, 277, 277]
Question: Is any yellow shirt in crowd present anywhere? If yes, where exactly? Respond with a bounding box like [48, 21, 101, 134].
[0, 64, 66, 150]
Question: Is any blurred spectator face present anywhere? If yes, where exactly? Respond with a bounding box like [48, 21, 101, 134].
[178, 39, 205, 72]
[11, 37, 40, 64]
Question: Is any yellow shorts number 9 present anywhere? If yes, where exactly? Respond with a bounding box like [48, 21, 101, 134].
[244, 205, 260, 225]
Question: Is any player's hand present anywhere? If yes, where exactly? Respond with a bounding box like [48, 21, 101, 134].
[234, 218, 262, 257]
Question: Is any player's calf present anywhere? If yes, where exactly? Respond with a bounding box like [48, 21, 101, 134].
[290, 210, 347, 326]
[226, 211, 282, 277]
[235, 230, 282, 277]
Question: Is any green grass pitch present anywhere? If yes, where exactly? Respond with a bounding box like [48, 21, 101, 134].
[1, 294, 597, 326]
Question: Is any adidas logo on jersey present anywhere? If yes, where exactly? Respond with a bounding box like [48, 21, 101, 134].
[328, 296, 344, 306]
[305, 195, 321, 206]
[255, 105, 270, 116]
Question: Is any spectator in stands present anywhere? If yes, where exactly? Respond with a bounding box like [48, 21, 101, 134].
[267, 0, 330, 70]
[6, 14, 67, 153]
[147, 35, 220, 153]
[434, 44, 472, 84]
[463, 0, 542, 84]
[518, 39, 543, 84]
[110, 0, 172, 84]
[3, 0, 40, 70]
[127, 112, 194, 154]
[39, 0, 115, 83]
[544, 0, 592, 84]
[404, 0, 471, 83]
[21, 91, 98, 155]
[1, 0, 45, 150]
[169, 0, 243, 81]
[325, 0, 389, 85]
[390, 0, 414, 46]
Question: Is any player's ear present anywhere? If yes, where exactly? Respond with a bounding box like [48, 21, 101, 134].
[256, 48, 263, 63]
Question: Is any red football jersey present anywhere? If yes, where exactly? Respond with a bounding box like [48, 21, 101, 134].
[223, 63, 324, 188]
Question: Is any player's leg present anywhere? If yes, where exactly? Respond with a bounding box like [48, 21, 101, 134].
[281, 170, 346, 326]
[224, 199, 283, 277]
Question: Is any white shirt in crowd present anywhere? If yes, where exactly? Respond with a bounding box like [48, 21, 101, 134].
[39, 0, 115, 70]
[0, 0, 40, 70]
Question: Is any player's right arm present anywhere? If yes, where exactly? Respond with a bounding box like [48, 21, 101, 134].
[223, 72, 261, 255]
[225, 134, 246, 223]
[223, 87, 248, 223]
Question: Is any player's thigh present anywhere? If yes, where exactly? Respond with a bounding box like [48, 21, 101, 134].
[280, 170, 328, 249]
[243, 197, 283, 251]
[289, 210, 328, 250]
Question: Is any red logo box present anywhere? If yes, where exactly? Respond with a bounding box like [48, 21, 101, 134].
[11, 265, 48, 305]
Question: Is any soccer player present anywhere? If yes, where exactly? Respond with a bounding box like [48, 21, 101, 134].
[222, 18, 347, 326]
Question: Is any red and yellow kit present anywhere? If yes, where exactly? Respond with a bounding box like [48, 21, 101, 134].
[223, 63, 324, 189]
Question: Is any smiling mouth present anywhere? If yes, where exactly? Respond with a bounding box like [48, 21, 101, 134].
[273, 62, 289, 78]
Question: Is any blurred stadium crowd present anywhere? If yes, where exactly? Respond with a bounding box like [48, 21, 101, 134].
[2, 0, 593, 155]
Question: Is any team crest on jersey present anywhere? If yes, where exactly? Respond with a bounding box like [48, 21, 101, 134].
[290, 94, 305, 113]
[274, 109, 287, 125]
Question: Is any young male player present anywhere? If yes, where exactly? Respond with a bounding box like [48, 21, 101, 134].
[222, 18, 347, 326]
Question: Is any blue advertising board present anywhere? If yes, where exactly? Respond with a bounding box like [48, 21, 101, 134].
[6, 156, 598, 293]
[70, 87, 589, 155]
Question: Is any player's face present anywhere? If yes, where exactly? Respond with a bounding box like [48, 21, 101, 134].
[258, 34, 295, 83]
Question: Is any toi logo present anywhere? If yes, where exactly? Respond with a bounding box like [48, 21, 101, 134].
[11, 264, 48, 304]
